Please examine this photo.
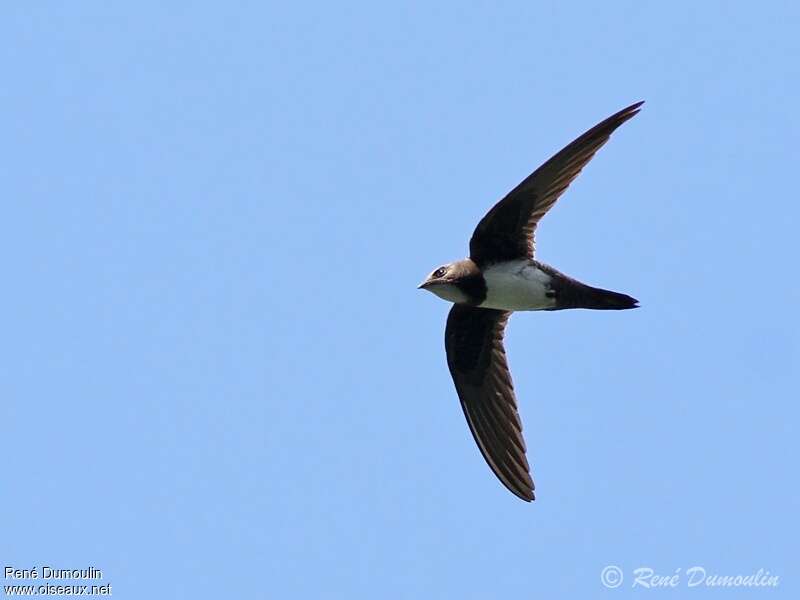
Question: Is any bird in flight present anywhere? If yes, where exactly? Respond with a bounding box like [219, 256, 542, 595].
[418, 102, 643, 501]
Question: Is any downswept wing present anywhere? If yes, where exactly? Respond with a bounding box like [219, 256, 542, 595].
[469, 101, 644, 266]
[445, 304, 534, 501]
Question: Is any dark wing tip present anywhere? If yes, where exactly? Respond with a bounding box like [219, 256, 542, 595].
[621, 99, 646, 114]
[600, 100, 645, 130]
[513, 486, 535, 502]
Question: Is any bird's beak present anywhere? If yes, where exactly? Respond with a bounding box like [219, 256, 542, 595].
[418, 279, 443, 290]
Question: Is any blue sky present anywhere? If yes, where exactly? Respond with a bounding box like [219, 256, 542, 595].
[2, 2, 798, 598]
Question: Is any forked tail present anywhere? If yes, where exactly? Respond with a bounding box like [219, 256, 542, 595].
[550, 275, 639, 311]
[574, 285, 639, 310]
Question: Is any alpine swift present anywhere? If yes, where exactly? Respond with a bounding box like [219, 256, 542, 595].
[418, 102, 643, 502]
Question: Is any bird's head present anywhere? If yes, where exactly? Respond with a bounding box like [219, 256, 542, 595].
[417, 259, 479, 304]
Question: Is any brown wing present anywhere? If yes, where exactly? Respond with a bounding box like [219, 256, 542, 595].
[469, 101, 644, 266]
[445, 304, 534, 501]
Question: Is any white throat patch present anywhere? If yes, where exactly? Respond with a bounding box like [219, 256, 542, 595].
[427, 282, 469, 304]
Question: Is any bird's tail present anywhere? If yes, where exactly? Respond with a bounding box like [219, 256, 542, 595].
[574, 285, 639, 310]
[550, 276, 639, 310]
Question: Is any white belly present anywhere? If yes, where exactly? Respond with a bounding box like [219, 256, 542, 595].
[479, 260, 555, 311]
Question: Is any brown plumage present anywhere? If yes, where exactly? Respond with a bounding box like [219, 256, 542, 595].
[445, 306, 533, 501]
[469, 101, 644, 267]
[420, 102, 643, 501]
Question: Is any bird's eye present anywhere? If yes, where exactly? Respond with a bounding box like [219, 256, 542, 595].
[433, 267, 447, 278]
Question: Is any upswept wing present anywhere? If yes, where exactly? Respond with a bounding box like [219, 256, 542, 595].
[469, 101, 643, 266]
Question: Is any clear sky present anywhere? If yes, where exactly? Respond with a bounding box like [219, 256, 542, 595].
[2, 2, 798, 598]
